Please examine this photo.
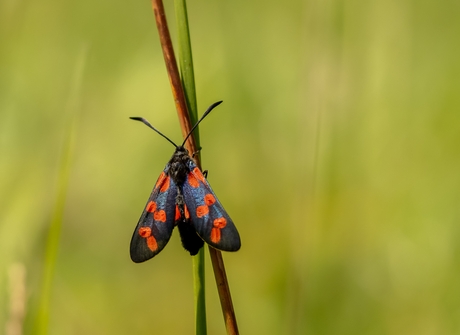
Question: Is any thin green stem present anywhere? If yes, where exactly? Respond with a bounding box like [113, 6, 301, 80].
[174, 1, 206, 334]
[192, 247, 207, 335]
[175, 0, 199, 144]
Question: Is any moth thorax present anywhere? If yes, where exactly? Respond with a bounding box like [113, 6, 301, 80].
[170, 146, 191, 185]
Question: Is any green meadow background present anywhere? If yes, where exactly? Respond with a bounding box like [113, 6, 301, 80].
[2, 0, 460, 334]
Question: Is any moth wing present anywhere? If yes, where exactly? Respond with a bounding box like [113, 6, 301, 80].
[182, 163, 241, 252]
[130, 171, 177, 262]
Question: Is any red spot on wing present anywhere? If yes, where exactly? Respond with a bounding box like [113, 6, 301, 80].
[160, 176, 170, 192]
[204, 194, 216, 206]
[196, 205, 209, 218]
[139, 227, 152, 237]
[154, 210, 167, 222]
[210, 228, 221, 244]
[139, 227, 158, 251]
[146, 236, 158, 251]
[213, 217, 227, 228]
[146, 201, 157, 213]
[155, 172, 166, 189]
[193, 167, 206, 183]
[188, 173, 199, 188]
[210, 218, 227, 244]
[175, 206, 180, 221]
[184, 205, 190, 219]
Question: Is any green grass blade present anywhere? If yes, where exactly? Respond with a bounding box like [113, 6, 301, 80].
[193, 247, 207, 335]
[174, 0, 199, 146]
[174, 1, 207, 334]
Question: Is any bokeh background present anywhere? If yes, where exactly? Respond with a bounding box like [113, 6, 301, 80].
[2, 0, 460, 334]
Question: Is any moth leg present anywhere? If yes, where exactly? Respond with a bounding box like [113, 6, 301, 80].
[203, 170, 208, 178]
[191, 147, 202, 158]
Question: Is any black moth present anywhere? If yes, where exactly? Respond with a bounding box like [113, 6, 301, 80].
[129, 101, 241, 263]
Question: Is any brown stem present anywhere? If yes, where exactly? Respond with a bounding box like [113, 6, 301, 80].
[209, 248, 239, 335]
[150, 1, 239, 334]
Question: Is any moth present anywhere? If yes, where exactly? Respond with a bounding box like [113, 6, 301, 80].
[129, 101, 241, 263]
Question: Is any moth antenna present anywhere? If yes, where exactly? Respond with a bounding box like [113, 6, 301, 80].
[130, 117, 178, 148]
[181, 101, 223, 147]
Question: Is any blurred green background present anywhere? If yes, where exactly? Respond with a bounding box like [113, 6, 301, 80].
[2, 0, 460, 334]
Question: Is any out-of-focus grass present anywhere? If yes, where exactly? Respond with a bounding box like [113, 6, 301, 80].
[1, 0, 460, 334]
[34, 45, 86, 335]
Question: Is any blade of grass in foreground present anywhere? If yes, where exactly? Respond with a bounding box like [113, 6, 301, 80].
[174, 2, 206, 334]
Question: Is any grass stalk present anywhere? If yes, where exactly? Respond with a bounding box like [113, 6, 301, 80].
[150, 1, 239, 334]
[174, 1, 207, 334]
